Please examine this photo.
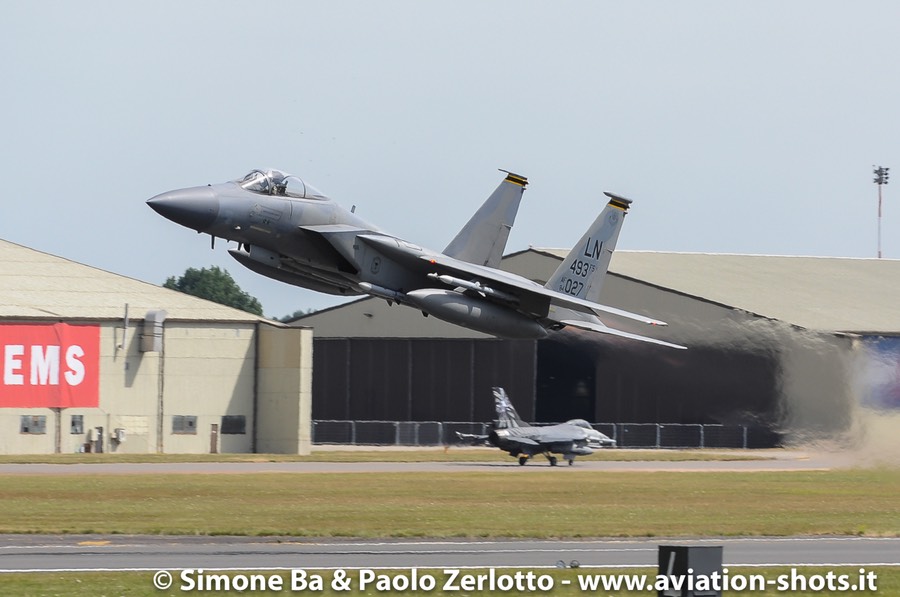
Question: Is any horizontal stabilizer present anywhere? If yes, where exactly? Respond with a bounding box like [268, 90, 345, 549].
[560, 319, 687, 350]
[585, 302, 669, 326]
[455, 432, 489, 445]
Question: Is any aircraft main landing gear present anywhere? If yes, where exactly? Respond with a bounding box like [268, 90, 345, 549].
[518, 456, 528, 466]
[548, 456, 558, 466]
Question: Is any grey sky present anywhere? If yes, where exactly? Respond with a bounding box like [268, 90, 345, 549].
[3, 2, 899, 319]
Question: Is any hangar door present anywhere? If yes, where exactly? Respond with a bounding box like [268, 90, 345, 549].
[312, 338, 537, 422]
[537, 334, 779, 425]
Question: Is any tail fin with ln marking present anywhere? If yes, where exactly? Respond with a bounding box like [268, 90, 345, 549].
[544, 192, 631, 303]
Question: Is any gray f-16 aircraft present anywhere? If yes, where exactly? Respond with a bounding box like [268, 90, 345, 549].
[147, 168, 684, 348]
[457, 387, 615, 466]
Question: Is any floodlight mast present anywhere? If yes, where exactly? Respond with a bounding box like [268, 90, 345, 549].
[874, 166, 890, 258]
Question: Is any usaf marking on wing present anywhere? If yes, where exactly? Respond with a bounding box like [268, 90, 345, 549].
[147, 168, 684, 349]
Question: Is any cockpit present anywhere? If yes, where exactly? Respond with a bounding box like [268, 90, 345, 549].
[566, 419, 593, 430]
[236, 169, 328, 200]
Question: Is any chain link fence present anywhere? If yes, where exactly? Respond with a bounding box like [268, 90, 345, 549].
[312, 420, 781, 449]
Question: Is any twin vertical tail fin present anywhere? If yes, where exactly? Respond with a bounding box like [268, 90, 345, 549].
[493, 387, 526, 429]
[544, 192, 631, 303]
[442, 171, 527, 268]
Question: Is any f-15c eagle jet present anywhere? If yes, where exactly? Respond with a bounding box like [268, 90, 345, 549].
[147, 168, 684, 348]
[457, 387, 616, 466]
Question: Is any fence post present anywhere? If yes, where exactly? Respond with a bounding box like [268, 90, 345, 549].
[350, 421, 356, 445]
[655, 424, 661, 448]
[700, 424, 705, 449]
[394, 421, 400, 446]
[742, 425, 748, 449]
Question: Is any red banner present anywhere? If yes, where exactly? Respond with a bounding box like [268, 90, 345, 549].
[1, 324, 100, 408]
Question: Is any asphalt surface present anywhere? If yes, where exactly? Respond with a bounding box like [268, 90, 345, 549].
[1, 535, 897, 572]
[0, 451, 838, 476]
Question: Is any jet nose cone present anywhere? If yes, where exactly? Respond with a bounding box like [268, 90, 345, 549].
[147, 186, 219, 231]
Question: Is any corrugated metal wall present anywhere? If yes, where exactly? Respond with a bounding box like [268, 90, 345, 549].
[312, 338, 537, 421]
[537, 334, 780, 426]
[313, 333, 781, 429]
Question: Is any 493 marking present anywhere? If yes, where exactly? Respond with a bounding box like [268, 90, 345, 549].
[569, 259, 595, 278]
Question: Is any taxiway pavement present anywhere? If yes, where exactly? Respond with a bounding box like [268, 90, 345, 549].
[1, 535, 897, 572]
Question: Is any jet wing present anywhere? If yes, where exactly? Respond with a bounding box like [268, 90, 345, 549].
[353, 234, 682, 348]
[535, 434, 582, 445]
[506, 436, 541, 448]
[417, 253, 669, 326]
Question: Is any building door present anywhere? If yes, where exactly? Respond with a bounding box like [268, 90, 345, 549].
[210, 424, 219, 454]
[94, 427, 104, 453]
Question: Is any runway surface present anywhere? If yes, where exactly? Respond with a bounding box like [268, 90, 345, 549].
[1, 535, 897, 572]
[0, 450, 838, 476]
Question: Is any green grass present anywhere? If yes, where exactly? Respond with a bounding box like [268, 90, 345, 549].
[1, 466, 895, 595]
[0, 448, 769, 464]
[2, 568, 897, 596]
[0, 469, 896, 537]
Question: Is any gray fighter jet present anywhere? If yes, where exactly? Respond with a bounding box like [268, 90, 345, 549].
[457, 387, 615, 466]
[147, 168, 684, 348]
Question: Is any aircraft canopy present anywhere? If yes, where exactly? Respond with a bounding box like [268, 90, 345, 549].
[237, 169, 327, 200]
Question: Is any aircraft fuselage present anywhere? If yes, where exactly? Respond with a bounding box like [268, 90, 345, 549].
[148, 168, 684, 347]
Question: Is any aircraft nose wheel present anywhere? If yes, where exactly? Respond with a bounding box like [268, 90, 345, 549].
[568, 460, 574, 466]
[518, 456, 528, 466]
[548, 456, 558, 466]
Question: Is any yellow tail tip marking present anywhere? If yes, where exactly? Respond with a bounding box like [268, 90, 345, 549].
[499, 169, 528, 187]
[603, 191, 633, 212]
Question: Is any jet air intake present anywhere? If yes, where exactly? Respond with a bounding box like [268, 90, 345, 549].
[405, 289, 547, 339]
[228, 248, 357, 296]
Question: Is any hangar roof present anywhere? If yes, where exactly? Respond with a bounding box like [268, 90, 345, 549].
[518, 249, 900, 334]
[0, 239, 268, 322]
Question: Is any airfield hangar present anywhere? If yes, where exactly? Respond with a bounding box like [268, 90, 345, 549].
[0, 239, 312, 456]
[297, 249, 900, 446]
